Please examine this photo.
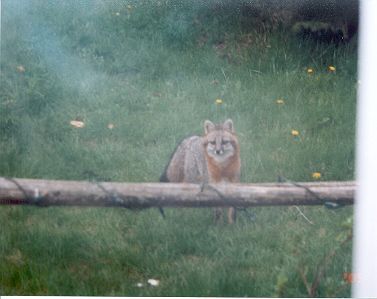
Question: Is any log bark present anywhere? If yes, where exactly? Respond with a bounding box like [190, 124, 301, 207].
[0, 177, 355, 208]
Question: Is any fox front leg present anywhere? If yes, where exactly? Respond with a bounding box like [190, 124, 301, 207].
[214, 207, 224, 223]
[227, 207, 236, 224]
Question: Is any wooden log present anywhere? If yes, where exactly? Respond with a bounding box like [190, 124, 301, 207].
[0, 177, 355, 208]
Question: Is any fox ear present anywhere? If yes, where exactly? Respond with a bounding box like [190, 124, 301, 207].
[223, 119, 234, 132]
[204, 120, 215, 134]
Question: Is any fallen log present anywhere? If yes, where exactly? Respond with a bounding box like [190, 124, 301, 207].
[0, 177, 355, 208]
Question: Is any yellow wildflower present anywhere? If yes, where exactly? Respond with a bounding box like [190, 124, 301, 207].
[328, 65, 336, 72]
[312, 172, 322, 179]
[215, 98, 223, 105]
[276, 98, 285, 105]
[291, 130, 299, 136]
[307, 68, 314, 74]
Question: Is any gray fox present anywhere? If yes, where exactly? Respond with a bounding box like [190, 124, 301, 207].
[160, 119, 241, 223]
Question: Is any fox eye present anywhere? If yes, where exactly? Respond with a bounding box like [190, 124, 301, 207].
[222, 140, 230, 145]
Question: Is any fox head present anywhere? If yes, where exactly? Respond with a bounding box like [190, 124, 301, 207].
[203, 119, 239, 163]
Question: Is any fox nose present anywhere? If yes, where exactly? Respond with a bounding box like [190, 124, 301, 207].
[215, 149, 223, 155]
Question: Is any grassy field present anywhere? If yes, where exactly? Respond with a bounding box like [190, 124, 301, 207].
[0, 0, 357, 296]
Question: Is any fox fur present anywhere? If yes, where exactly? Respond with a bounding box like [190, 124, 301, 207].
[160, 119, 241, 223]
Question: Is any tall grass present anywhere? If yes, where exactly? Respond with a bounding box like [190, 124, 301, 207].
[0, 0, 356, 296]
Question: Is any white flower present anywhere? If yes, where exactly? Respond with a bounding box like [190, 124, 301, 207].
[70, 120, 85, 128]
[147, 278, 160, 287]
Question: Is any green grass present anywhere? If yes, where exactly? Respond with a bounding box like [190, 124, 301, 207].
[0, 0, 356, 296]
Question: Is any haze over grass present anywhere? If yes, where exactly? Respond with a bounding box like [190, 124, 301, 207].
[0, 0, 356, 296]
